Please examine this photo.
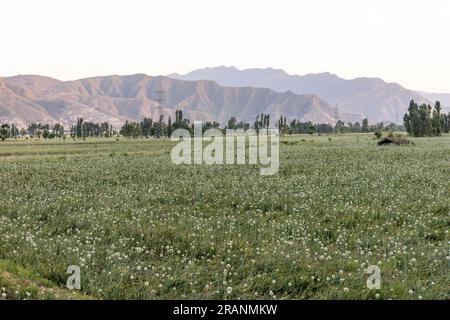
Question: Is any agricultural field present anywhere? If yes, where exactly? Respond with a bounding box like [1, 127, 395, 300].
[0, 134, 449, 300]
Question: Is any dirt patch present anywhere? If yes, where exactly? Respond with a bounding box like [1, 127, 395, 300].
[377, 137, 413, 146]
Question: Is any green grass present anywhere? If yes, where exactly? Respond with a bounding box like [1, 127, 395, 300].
[0, 134, 449, 300]
[0, 259, 91, 300]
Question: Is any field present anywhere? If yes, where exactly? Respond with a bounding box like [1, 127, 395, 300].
[0, 134, 449, 300]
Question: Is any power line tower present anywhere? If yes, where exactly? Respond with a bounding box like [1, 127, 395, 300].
[154, 83, 167, 138]
[334, 105, 339, 134]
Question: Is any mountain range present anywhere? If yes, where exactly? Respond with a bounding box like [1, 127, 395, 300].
[170, 66, 449, 123]
[1, 67, 448, 129]
[0, 74, 358, 129]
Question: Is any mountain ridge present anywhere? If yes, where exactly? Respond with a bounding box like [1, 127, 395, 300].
[170, 66, 442, 123]
[1, 74, 358, 128]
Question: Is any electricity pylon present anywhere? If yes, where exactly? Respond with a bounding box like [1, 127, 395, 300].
[154, 83, 166, 138]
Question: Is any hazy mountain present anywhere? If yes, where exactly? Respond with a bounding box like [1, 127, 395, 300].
[0, 76, 54, 128]
[170, 66, 433, 123]
[1, 74, 359, 128]
[417, 91, 450, 109]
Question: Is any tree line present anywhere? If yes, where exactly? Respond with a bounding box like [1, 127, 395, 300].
[403, 100, 450, 137]
[276, 116, 398, 135]
[1, 122, 65, 140]
[0, 118, 115, 141]
[119, 109, 198, 138]
[1, 103, 449, 141]
[118, 111, 404, 138]
[70, 118, 113, 138]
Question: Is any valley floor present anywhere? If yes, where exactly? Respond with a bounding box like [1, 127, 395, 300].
[0, 134, 449, 300]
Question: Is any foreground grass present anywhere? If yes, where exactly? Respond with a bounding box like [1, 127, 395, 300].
[0, 259, 90, 300]
[0, 134, 449, 300]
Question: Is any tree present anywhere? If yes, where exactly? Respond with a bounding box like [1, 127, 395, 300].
[404, 100, 442, 137]
[403, 113, 410, 134]
[76, 118, 83, 138]
[227, 117, 237, 130]
[42, 128, 54, 139]
[0, 124, 10, 141]
[277, 116, 289, 135]
[52, 123, 64, 138]
[28, 123, 40, 138]
[140, 117, 153, 137]
[167, 116, 172, 138]
[9, 124, 19, 138]
[307, 123, 316, 135]
[442, 113, 450, 133]
[361, 118, 369, 133]
[432, 101, 442, 136]
[120, 121, 141, 138]
[265, 114, 270, 129]
[173, 109, 190, 131]
[99, 122, 111, 137]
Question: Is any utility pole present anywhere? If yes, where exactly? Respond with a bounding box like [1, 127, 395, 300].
[154, 83, 167, 138]
[334, 105, 339, 134]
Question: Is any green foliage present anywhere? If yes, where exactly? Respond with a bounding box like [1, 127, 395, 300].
[120, 121, 142, 138]
[404, 100, 448, 137]
[361, 118, 369, 133]
[0, 259, 91, 300]
[0, 124, 10, 141]
[42, 129, 54, 139]
[0, 135, 448, 300]
[254, 113, 270, 131]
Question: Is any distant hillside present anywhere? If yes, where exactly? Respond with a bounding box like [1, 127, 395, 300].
[417, 91, 450, 110]
[170, 66, 433, 123]
[0, 76, 54, 128]
[1, 74, 359, 128]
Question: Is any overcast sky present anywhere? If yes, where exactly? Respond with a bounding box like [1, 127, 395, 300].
[1, 0, 449, 92]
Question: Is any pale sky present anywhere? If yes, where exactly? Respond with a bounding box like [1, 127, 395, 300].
[1, 0, 449, 92]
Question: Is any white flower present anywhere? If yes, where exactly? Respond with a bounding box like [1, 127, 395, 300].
[226, 287, 232, 294]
